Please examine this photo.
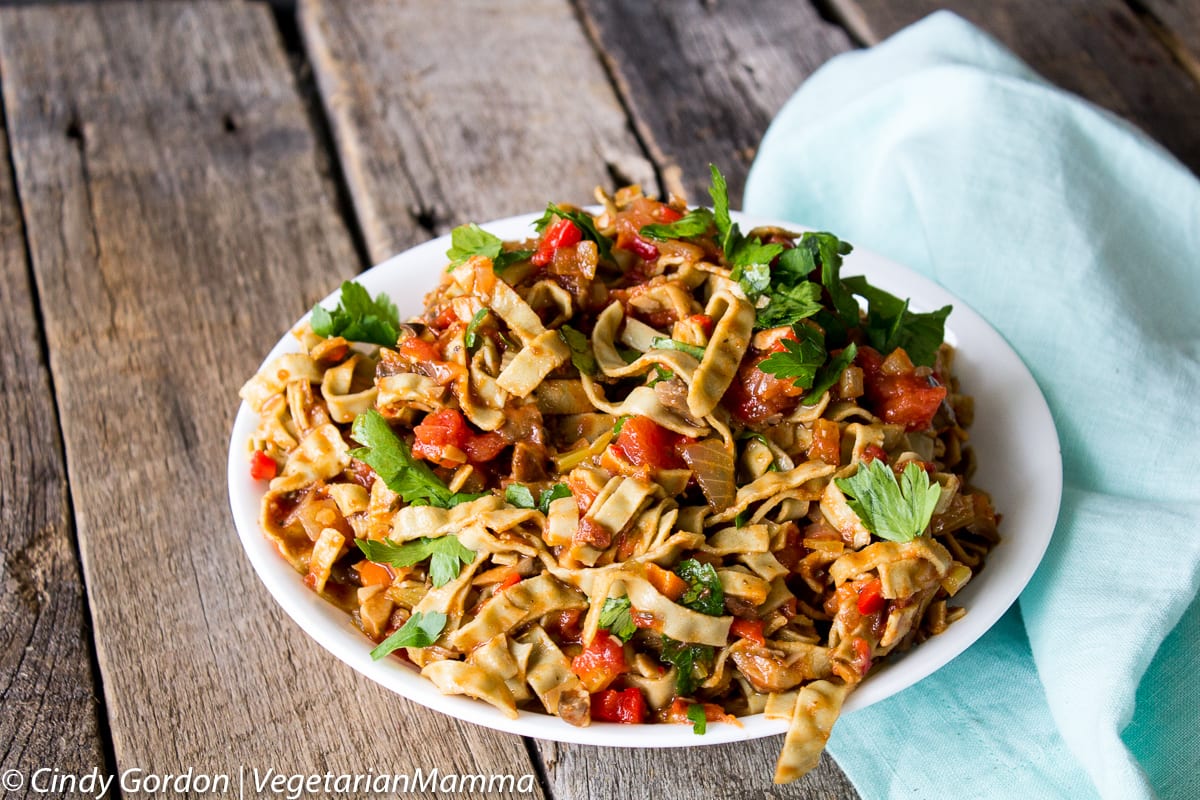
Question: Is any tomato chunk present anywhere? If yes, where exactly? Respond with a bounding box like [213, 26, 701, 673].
[730, 617, 766, 645]
[591, 687, 647, 724]
[249, 450, 277, 481]
[355, 560, 393, 587]
[661, 697, 730, 725]
[412, 408, 508, 468]
[856, 346, 947, 432]
[532, 218, 582, 267]
[807, 418, 841, 465]
[856, 578, 885, 615]
[611, 416, 686, 470]
[571, 630, 629, 692]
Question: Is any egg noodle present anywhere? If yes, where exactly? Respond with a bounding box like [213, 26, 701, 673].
[239, 170, 999, 783]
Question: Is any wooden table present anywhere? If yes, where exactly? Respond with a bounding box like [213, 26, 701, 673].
[2, 1, 1195, 798]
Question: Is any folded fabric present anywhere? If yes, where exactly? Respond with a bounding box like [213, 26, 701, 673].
[744, 12, 1200, 800]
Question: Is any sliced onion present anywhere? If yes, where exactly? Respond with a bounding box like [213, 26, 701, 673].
[679, 437, 736, 512]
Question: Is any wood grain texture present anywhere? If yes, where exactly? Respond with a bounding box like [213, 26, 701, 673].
[574, 0, 855, 206]
[0, 123, 107, 796]
[299, 0, 657, 265]
[1137, 0, 1200, 85]
[832, 0, 1200, 172]
[298, 1, 857, 797]
[0, 3, 540, 796]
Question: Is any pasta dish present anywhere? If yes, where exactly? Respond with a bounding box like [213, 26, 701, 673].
[238, 167, 999, 783]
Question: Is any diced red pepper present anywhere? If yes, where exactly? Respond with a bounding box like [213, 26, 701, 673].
[689, 314, 715, 338]
[590, 687, 647, 724]
[646, 563, 688, 601]
[497, 571, 522, 592]
[656, 206, 683, 223]
[399, 336, 443, 364]
[433, 304, 458, 329]
[249, 450, 277, 481]
[621, 232, 660, 261]
[571, 631, 629, 692]
[852, 637, 873, 677]
[660, 697, 730, 725]
[856, 578, 885, 615]
[860, 444, 889, 464]
[611, 416, 686, 470]
[730, 617, 766, 645]
[532, 218, 583, 267]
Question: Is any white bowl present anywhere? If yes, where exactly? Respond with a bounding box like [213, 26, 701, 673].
[227, 211, 1062, 747]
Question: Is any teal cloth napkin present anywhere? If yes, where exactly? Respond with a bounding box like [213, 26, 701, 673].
[744, 12, 1200, 800]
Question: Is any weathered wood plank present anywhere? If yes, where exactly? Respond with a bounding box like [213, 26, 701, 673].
[299, 1, 857, 797]
[575, 0, 855, 206]
[0, 124, 108, 797]
[0, 3, 541, 796]
[299, 0, 656, 265]
[1138, 0, 1200, 85]
[832, 0, 1200, 172]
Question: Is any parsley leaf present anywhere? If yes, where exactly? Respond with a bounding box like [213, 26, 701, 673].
[755, 279, 823, 330]
[675, 559, 724, 616]
[492, 249, 534, 271]
[648, 365, 675, 386]
[558, 324, 598, 375]
[651, 337, 706, 361]
[310, 281, 401, 347]
[599, 596, 637, 642]
[707, 164, 784, 298]
[370, 610, 448, 660]
[639, 208, 714, 241]
[350, 410, 483, 509]
[538, 483, 572, 514]
[613, 415, 629, 435]
[709, 164, 736, 256]
[464, 308, 488, 349]
[834, 459, 942, 543]
[505, 483, 537, 509]
[446, 223, 503, 268]
[533, 203, 612, 261]
[802, 343, 858, 406]
[732, 262, 772, 301]
[757, 325, 826, 390]
[660, 637, 714, 695]
[687, 703, 707, 735]
[800, 232, 859, 329]
[842, 276, 951, 367]
[357, 536, 475, 588]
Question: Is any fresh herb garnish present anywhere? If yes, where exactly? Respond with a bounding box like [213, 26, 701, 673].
[505, 482, 573, 514]
[446, 223, 503, 268]
[687, 703, 708, 735]
[842, 276, 951, 368]
[613, 415, 629, 435]
[350, 410, 483, 509]
[464, 308, 489, 349]
[639, 208, 714, 241]
[492, 249, 534, 271]
[834, 459, 942, 543]
[802, 343, 857, 406]
[651, 337, 706, 361]
[369, 610, 447, 660]
[754, 273, 823, 330]
[538, 483, 572, 514]
[357, 536, 476, 588]
[310, 280, 401, 347]
[733, 511, 749, 529]
[707, 165, 784, 303]
[648, 365, 675, 386]
[660, 637, 714, 695]
[675, 558, 724, 616]
[534, 203, 612, 261]
[599, 596, 637, 642]
[757, 325, 826, 391]
[558, 324, 598, 375]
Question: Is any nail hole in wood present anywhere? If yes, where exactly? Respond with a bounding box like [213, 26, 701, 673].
[223, 113, 239, 134]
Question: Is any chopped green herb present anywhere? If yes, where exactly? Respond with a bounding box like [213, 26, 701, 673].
[492, 249, 534, 271]
[617, 346, 641, 364]
[660, 637, 714, 695]
[757, 324, 826, 391]
[559, 324, 598, 375]
[505, 483, 537, 509]
[648, 365, 675, 386]
[464, 308, 489, 349]
[707, 164, 783, 300]
[675, 559, 724, 616]
[687, 703, 707, 735]
[357, 536, 476, 588]
[651, 337, 706, 361]
[801, 343, 858, 406]
[755, 278, 823, 330]
[613, 415, 629, 435]
[842, 276, 951, 367]
[370, 610, 447, 660]
[310, 280, 401, 347]
[350, 410, 483, 509]
[639, 208, 714, 241]
[835, 459, 942, 543]
[538, 483, 572, 514]
[446, 223, 503, 268]
[732, 262, 772, 301]
[599, 596, 637, 642]
[534, 203, 612, 261]
[733, 511, 748, 529]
